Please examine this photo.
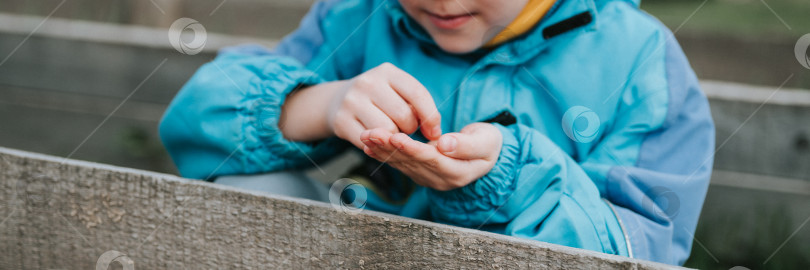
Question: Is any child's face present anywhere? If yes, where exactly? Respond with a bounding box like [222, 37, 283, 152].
[399, 0, 528, 54]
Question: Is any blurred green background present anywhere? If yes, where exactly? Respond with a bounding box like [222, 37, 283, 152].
[644, 1, 810, 267]
[1, 0, 809, 269]
[644, 0, 810, 89]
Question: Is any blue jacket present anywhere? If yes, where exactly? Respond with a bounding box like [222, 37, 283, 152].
[159, 0, 714, 265]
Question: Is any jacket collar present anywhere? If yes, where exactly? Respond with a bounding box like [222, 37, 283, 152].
[385, 0, 599, 64]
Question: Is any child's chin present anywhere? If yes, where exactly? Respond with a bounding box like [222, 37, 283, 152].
[439, 44, 480, 54]
[435, 41, 481, 55]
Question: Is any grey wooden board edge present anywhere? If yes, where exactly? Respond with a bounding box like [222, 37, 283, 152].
[702, 80, 810, 106]
[0, 146, 683, 269]
[0, 12, 279, 53]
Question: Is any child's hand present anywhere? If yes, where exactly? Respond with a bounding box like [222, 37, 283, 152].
[360, 123, 502, 191]
[328, 63, 442, 149]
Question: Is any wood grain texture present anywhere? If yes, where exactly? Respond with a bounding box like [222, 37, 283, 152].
[0, 147, 681, 269]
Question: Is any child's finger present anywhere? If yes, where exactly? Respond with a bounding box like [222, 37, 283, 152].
[438, 124, 501, 160]
[368, 128, 397, 152]
[382, 66, 442, 140]
[437, 134, 493, 160]
[361, 130, 377, 149]
[360, 129, 372, 144]
[372, 89, 419, 134]
[363, 145, 380, 159]
[362, 136, 409, 163]
[336, 118, 367, 150]
[356, 103, 399, 134]
[436, 133, 481, 160]
[389, 133, 436, 160]
[368, 145, 402, 163]
[362, 131, 397, 159]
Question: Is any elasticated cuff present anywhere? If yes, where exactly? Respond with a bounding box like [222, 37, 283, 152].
[243, 57, 325, 162]
[428, 124, 522, 221]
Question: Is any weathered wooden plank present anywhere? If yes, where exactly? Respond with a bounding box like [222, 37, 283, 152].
[0, 147, 680, 269]
[703, 81, 810, 180]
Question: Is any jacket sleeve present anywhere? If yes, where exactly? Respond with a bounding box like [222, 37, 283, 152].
[159, 0, 359, 179]
[583, 33, 715, 265]
[427, 31, 714, 264]
[427, 122, 624, 253]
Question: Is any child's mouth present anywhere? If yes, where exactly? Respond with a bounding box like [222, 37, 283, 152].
[426, 11, 475, 30]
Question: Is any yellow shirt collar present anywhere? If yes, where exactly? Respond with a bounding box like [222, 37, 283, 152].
[484, 0, 557, 48]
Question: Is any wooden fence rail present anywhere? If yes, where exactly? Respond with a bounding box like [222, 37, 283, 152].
[0, 147, 679, 269]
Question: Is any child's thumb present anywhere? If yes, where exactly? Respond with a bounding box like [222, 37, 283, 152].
[437, 133, 490, 160]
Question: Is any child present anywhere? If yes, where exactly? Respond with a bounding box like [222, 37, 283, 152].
[160, 0, 715, 265]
